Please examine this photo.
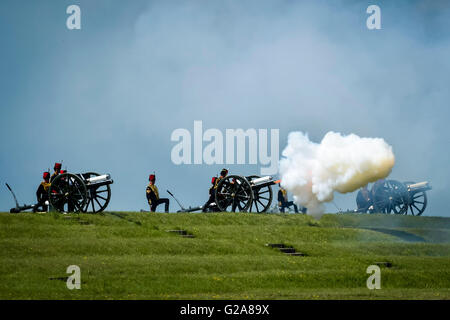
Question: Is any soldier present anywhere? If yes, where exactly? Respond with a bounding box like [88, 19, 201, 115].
[146, 174, 169, 213]
[58, 169, 75, 212]
[34, 171, 51, 212]
[356, 185, 372, 213]
[277, 186, 299, 213]
[50, 162, 62, 182]
[371, 179, 387, 213]
[202, 168, 228, 212]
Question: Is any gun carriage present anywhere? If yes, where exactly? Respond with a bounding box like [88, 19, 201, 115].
[170, 175, 278, 213]
[8, 172, 113, 214]
[214, 175, 278, 213]
[357, 179, 431, 216]
[49, 172, 113, 213]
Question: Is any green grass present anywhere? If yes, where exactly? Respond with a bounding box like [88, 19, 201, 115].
[0, 211, 449, 299]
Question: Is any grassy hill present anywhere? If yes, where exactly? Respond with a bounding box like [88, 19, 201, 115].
[0, 211, 449, 299]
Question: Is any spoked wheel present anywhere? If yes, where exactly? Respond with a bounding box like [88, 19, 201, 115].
[247, 175, 273, 213]
[81, 172, 111, 213]
[372, 180, 408, 214]
[48, 173, 87, 213]
[215, 175, 253, 212]
[356, 189, 372, 213]
[403, 181, 427, 216]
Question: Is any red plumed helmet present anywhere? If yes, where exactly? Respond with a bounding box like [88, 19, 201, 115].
[54, 163, 62, 170]
[60, 170, 66, 174]
[43, 172, 50, 180]
[149, 174, 156, 181]
[211, 177, 217, 184]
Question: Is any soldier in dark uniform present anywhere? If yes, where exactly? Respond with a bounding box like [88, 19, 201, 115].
[230, 176, 243, 213]
[356, 185, 372, 213]
[58, 169, 76, 212]
[34, 171, 51, 212]
[371, 179, 387, 213]
[277, 186, 300, 213]
[50, 162, 62, 182]
[146, 174, 169, 212]
[202, 168, 228, 212]
[202, 176, 219, 212]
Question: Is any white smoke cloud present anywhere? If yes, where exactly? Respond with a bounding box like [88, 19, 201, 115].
[279, 132, 395, 218]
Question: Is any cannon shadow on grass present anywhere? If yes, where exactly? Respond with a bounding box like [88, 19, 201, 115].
[103, 211, 142, 226]
[361, 227, 426, 242]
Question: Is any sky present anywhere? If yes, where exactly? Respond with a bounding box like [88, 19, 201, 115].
[0, 0, 449, 216]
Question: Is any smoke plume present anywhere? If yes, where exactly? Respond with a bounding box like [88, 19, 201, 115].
[279, 132, 395, 218]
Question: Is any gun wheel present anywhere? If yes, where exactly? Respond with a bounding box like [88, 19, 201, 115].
[403, 181, 427, 216]
[215, 175, 253, 212]
[373, 180, 408, 214]
[49, 173, 87, 213]
[81, 172, 111, 213]
[356, 188, 372, 213]
[247, 175, 273, 213]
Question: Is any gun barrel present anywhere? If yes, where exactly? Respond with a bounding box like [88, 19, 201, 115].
[251, 176, 273, 185]
[407, 181, 432, 192]
[250, 176, 281, 188]
[86, 174, 111, 184]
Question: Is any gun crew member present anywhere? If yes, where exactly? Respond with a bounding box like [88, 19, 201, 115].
[370, 179, 387, 213]
[146, 174, 169, 213]
[50, 162, 62, 182]
[34, 171, 51, 212]
[202, 168, 228, 212]
[278, 186, 299, 213]
[356, 185, 373, 213]
[58, 169, 75, 212]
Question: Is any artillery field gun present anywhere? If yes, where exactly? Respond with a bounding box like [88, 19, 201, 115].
[357, 179, 432, 216]
[8, 171, 113, 214]
[171, 174, 279, 213]
[215, 175, 278, 213]
[50, 172, 114, 213]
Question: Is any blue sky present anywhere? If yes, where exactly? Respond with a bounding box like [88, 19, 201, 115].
[0, 0, 449, 215]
